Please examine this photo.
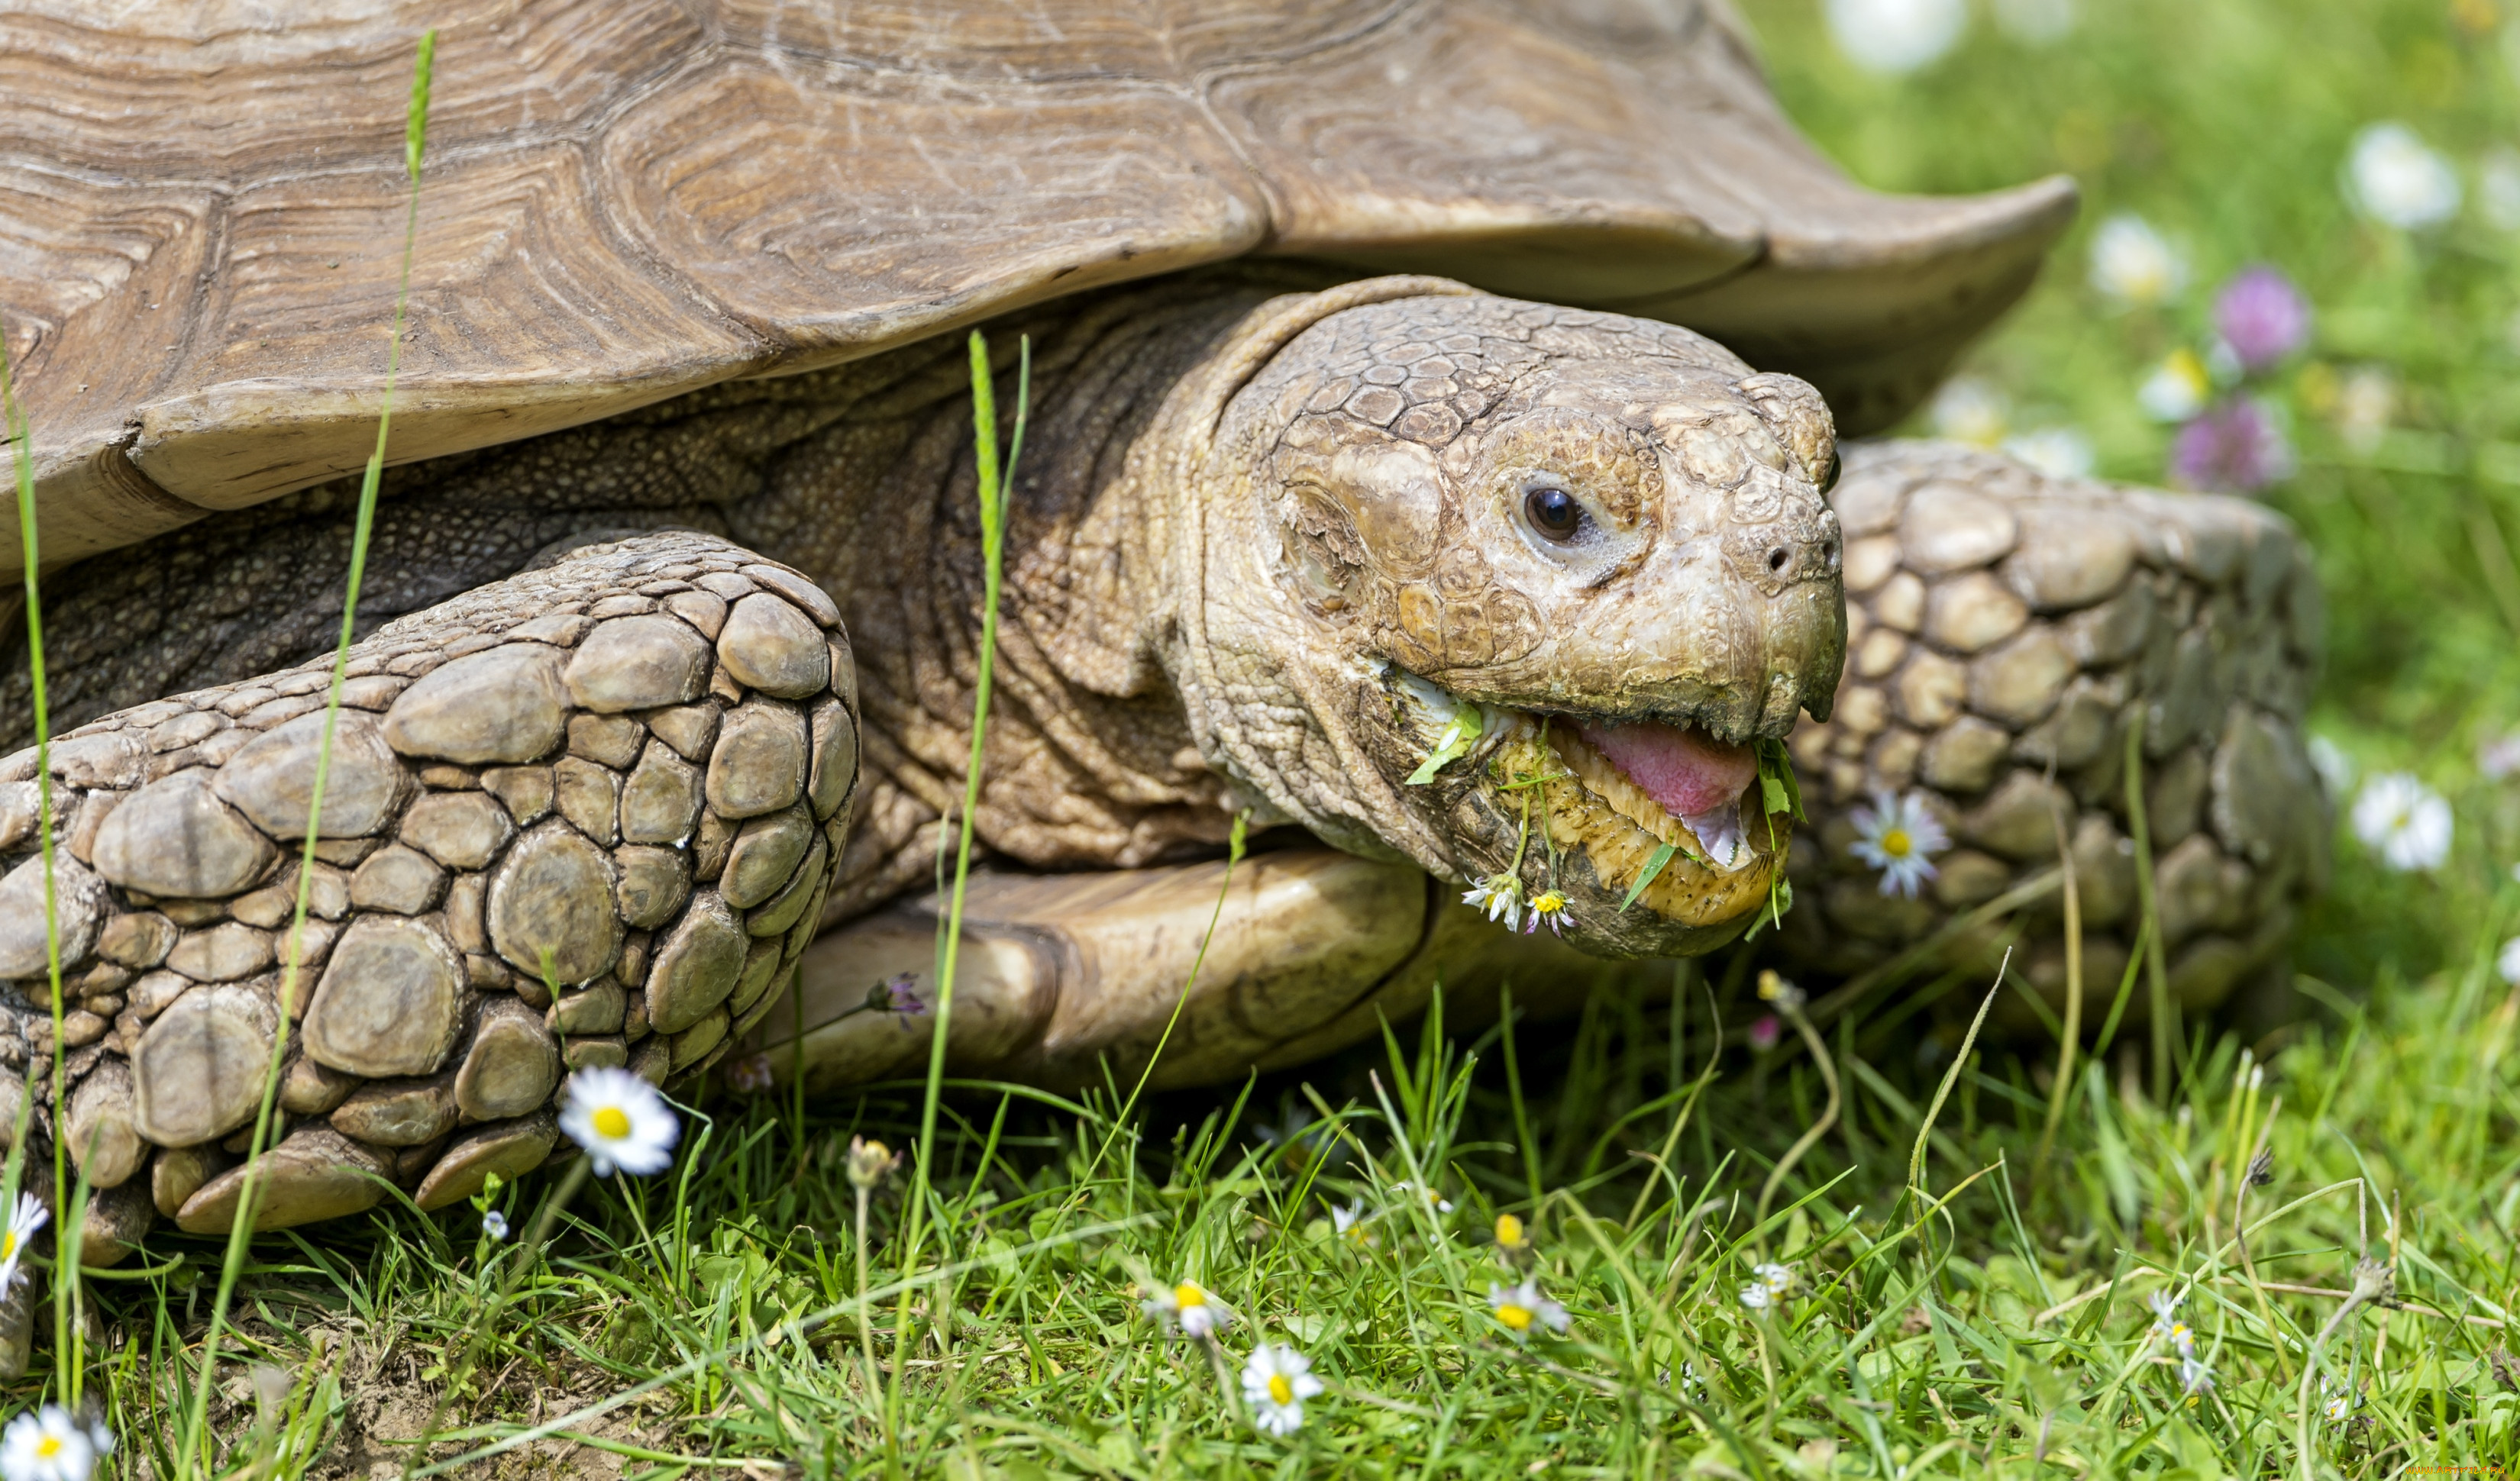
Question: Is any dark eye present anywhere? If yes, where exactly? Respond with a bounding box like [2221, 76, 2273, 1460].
[1524, 486, 1585, 542]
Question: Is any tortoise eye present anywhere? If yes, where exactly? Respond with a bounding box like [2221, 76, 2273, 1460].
[1523, 486, 1585, 542]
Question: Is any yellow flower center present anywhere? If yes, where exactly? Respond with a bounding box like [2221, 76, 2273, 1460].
[1174, 1283, 1205, 1309]
[593, 1106, 632, 1140]
[34, 1436, 59, 1459]
[1268, 1373, 1294, 1405]
[2, 1231, 15, 1258]
[1880, 828, 1911, 858]
[1532, 892, 1564, 913]
[1497, 1302, 1533, 1331]
[1495, 1214, 1524, 1248]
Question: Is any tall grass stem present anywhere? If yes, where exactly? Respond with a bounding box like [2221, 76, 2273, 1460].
[177, 31, 435, 1476]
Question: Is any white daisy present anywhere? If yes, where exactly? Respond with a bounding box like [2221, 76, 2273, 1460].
[2179, 1354, 2215, 1396]
[1824, 0, 1966, 75]
[1489, 1280, 1570, 1340]
[1523, 889, 1571, 936]
[0, 1406, 109, 1481]
[2321, 1377, 2356, 1422]
[2345, 122, 2461, 230]
[1394, 1181, 1453, 1215]
[2089, 214, 2188, 306]
[0, 1195, 45, 1295]
[2147, 1290, 2195, 1357]
[1240, 1343, 1323, 1436]
[2138, 350, 2211, 422]
[1737, 1281, 1775, 1312]
[1928, 376, 2009, 446]
[1330, 1202, 1375, 1249]
[2350, 772, 2452, 871]
[557, 1066, 680, 1177]
[2000, 427, 2095, 479]
[1848, 790, 1949, 898]
[1142, 1279, 1229, 1339]
[1752, 1262, 1793, 1297]
[2334, 366, 2396, 454]
[1462, 874, 1524, 933]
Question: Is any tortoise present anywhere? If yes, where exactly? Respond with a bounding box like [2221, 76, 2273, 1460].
[0, 0, 2325, 1304]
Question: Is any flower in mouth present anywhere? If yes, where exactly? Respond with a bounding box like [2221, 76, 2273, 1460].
[1462, 873, 1525, 932]
[1523, 890, 1571, 935]
[1848, 790, 1949, 898]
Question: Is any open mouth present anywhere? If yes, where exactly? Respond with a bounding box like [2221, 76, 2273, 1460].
[1559, 721, 1759, 871]
[1388, 670, 1789, 932]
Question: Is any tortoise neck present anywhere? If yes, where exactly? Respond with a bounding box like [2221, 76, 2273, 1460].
[768, 273, 1313, 918]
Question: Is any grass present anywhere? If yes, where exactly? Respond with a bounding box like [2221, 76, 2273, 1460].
[8, 0, 2520, 1474]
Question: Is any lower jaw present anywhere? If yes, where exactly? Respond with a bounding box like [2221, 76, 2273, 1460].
[1490, 721, 1785, 932]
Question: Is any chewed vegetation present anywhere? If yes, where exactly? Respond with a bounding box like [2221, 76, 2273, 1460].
[0, 0, 2517, 1476]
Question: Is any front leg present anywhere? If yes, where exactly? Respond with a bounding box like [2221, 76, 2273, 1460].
[0, 531, 855, 1240]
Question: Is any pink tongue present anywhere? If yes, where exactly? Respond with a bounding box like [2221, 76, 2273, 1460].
[1577, 720, 1756, 820]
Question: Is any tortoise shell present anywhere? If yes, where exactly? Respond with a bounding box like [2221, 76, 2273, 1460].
[0, 0, 2073, 572]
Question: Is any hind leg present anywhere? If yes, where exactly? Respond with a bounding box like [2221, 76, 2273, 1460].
[0, 531, 855, 1235]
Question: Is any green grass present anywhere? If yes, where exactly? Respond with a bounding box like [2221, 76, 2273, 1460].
[14, 1, 2520, 1475]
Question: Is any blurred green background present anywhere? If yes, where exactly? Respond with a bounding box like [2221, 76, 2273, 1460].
[1743, 0, 2520, 992]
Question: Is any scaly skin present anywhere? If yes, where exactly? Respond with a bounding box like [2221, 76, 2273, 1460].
[0, 273, 1846, 1267]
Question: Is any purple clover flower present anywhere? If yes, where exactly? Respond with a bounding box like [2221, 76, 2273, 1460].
[2170, 397, 2295, 493]
[2212, 266, 2311, 372]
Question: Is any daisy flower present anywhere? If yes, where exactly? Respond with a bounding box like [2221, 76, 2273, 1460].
[1462, 874, 1524, 932]
[0, 1406, 110, 1481]
[557, 1066, 680, 1177]
[1489, 1280, 1570, 1340]
[1928, 376, 2008, 445]
[1241, 1343, 1323, 1436]
[2148, 1290, 2195, 1357]
[2179, 1354, 2215, 1397]
[2138, 349, 2211, 423]
[0, 1195, 45, 1294]
[1848, 790, 1948, 898]
[1738, 1281, 1775, 1312]
[2350, 773, 2452, 871]
[1824, 0, 1966, 75]
[1493, 1212, 1531, 1256]
[1330, 1201, 1375, 1249]
[1523, 890, 1570, 935]
[1393, 1181, 1453, 1215]
[1143, 1279, 1228, 1338]
[2345, 122, 2461, 230]
[2000, 427, 2095, 479]
[1752, 1262, 1793, 1298]
[2089, 214, 2187, 307]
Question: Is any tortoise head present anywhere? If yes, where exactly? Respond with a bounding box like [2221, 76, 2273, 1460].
[1174, 280, 1846, 958]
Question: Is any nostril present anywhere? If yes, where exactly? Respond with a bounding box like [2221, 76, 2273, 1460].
[1766, 547, 1791, 574]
